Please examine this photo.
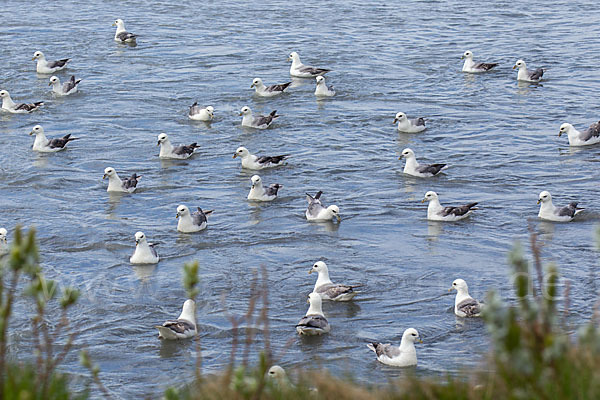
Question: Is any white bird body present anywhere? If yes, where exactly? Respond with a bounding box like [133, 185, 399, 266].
[188, 103, 214, 121]
[310, 261, 359, 301]
[113, 19, 137, 43]
[251, 78, 291, 97]
[288, 51, 330, 78]
[176, 205, 212, 233]
[367, 328, 420, 367]
[461, 50, 498, 73]
[394, 112, 426, 133]
[157, 133, 199, 159]
[103, 167, 140, 193]
[399, 148, 447, 178]
[296, 293, 330, 335]
[32, 51, 70, 74]
[130, 232, 159, 264]
[29, 125, 78, 152]
[451, 279, 482, 317]
[0, 228, 8, 256]
[314, 76, 335, 97]
[49, 75, 81, 96]
[422, 191, 478, 222]
[559, 122, 600, 147]
[239, 106, 278, 129]
[156, 299, 198, 340]
[537, 191, 582, 222]
[513, 59, 544, 82]
[0, 90, 43, 114]
[233, 147, 289, 170]
[247, 175, 281, 202]
[305, 192, 341, 222]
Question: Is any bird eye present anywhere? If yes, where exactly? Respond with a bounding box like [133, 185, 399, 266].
[412, 333, 416, 336]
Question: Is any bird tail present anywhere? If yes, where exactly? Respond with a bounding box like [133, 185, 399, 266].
[34, 102, 44, 107]
[190, 143, 200, 149]
[466, 202, 479, 210]
[270, 110, 279, 119]
[366, 343, 378, 354]
[155, 326, 177, 340]
[202, 209, 214, 216]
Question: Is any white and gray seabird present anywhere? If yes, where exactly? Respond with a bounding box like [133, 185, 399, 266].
[176, 205, 213, 233]
[537, 190, 583, 222]
[314, 76, 335, 97]
[32, 51, 70, 74]
[309, 261, 361, 301]
[247, 175, 282, 202]
[559, 122, 600, 147]
[394, 112, 426, 133]
[0, 228, 8, 256]
[113, 19, 137, 43]
[103, 167, 140, 193]
[155, 299, 198, 340]
[450, 279, 482, 317]
[513, 59, 544, 82]
[367, 328, 421, 367]
[49, 75, 81, 96]
[305, 191, 341, 222]
[399, 148, 447, 177]
[296, 292, 330, 335]
[157, 133, 200, 159]
[422, 191, 478, 221]
[233, 146, 289, 170]
[461, 50, 498, 73]
[130, 231, 159, 264]
[287, 51, 330, 78]
[188, 103, 214, 121]
[29, 125, 78, 152]
[251, 78, 291, 97]
[239, 106, 279, 129]
[0, 90, 43, 113]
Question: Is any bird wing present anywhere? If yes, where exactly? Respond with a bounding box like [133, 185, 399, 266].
[298, 66, 330, 75]
[457, 298, 481, 316]
[162, 318, 195, 333]
[14, 102, 43, 111]
[369, 343, 400, 358]
[474, 62, 498, 71]
[47, 58, 70, 69]
[117, 31, 137, 41]
[266, 82, 291, 92]
[318, 284, 357, 299]
[416, 163, 446, 175]
[192, 209, 208, 226]
[529, 68, 544, 80]
[122, 174, 140, 189]
[556, 203, 578, 217]
[411, 117, 426, 126]
[296, 314, 328, 330]
[173, 143, 199, 155]
[62, 76, 79, 93]
[47, 134, 73, 149]
[264, 184, 281, 196]
[441, 202, 478, 217]
[580, 122, 600, 142]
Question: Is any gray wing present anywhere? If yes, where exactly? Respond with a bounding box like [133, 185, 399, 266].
[253, 110, 278, 127]
[189, 102, 201, 116]
[306, 195, 325, 217]
[441, 202, 478, 217]
[457, 298, 481, 317]
[122, 173, 140, 190]
[173, 143, 199, 156]
[192, 209, 208, 226]
[579, 122, 600, 142]
[474, 62, 498, 71]
[264, 184, 281, 196]
[371, 343, 400, 358]
[47, 134, 74, 149]
[556, 203, 578, 217]
[117, 31, 137, 41]
[14, 102, 43, 111]
[149, 244, 158, 258]
[298, 66, 330, 75]
[416, 163, 446, 175]
[296, 314, 328, 330]
[256, 155, 289, 165]
[529, 68, 544, 80]
[410, 117, 426, 126]
[62, 76, 80, 93]
[46, 58, 70, 69]
[317, 284, 356, 299]
[266, 82, 291, 92]
[162, 318, 195, 333]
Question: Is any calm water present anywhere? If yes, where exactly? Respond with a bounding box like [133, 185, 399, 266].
[1, 0, 600, 398]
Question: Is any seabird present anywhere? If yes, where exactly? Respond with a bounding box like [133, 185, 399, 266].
[513, 59, 544, 82]
[0, 90, 43, 113]
[239, 106, 279, 129]
[296, 293, 330, 335]
[49, 75, 81, 96]
[176, 205, 213, 233]
[537, 191, 583, 222]
[309, 261, 361, 301]
[155, 299, 198, 340]
[399, 148, 447, 177]
[103, 167, 140, 193]
[461, 50, 498, 73]
[367, 328, 421, 367]
[157, 133, 200, 159]
[32, 51, 70, 74]
[0, 228, 8, 256]
[287, 52, 330, 78]
[247, 175, 282, 202]
[394, 112, 426, 133]
[188, 103, 214, 121]
[314, 76, 335, 97]
[29, 125, 79, 152]
[251, 78, 291, 97]
[422, 191, 478, 221]
[113, 19, 137, 43]
[233, 146, 289, 170]
[305, 191, 341, 222]
[450, 279, 482, 317]
[130, 231, 159, 264]
[558, 122, 600, 147]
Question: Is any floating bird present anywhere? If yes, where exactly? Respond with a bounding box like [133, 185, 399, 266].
[233, 147, 289, 170]
[461, 50, 498, 73]
[537, 191, 583, 222]
[309, 261, 361, 301]
[239, 106, 279, 129]
[155, 299, 198, 340]
[0, 90, 43, 113]
[288, 52, 330, 78]
[422, 191, 478, 221]
[0, 228, 7, 256]
[176, 205, 213, 233]
[103, 167, 140, 193]
[394, 112, 426, 133]
[558, 122, 600, 147]
[450, 279, 482, 317]
[49, 75, 81, 96]
[247, 175, 282, 202]
[399, 148, 447, 177]
[367, 328, 421, 367]
[32, 51, 70, 74]
[157, 133, 200, 159]
[188, 103, 214, 121]
[130, 231, 159, 264]
[305, 191, 340, 222]
[29, 125, 78, 152]
[296, 293, 330, 335]
[251, 78, 291, 97]
[266, 366, 291, 387]
[513, 59, 544, 82]
[113, 19, 137, 43]
[314, 76, 335, 97]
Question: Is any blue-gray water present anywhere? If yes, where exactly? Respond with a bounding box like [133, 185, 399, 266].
[1, 0, 600, 398]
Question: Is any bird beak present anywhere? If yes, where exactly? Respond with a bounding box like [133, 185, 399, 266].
[512, 65, 517, 69]
[48, 82, 52, 86]
[135, 240, 139, 245]
[558, 131, 563, 137]
[336, 215, 341, 222]
[398, 155, 403, 160]
[308, 269, 313, 274]
[102, 174, 107, 179]
[393, 118, 398, 124]
[537, 199, 541, 204]
[461, 55, 465, 59]
[32, 57, 36, 60]
[175, 213, 179, 219]
[418, 339, 423, 344]
[306, 298, 310, 304]
[29, 131, 34, 136]
[250, 84, 255, 88]
[112, 22, 117, 26]
[238, 112, 243, 116]
[251, 184, 255, 189]
[287, 56, 291, 61]
[448, 287, 453, 292]
[233, 154, 237, 158]
[157, 141, 160, 146]
[421, 199, 426, 203]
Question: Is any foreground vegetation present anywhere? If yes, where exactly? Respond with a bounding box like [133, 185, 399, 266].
[2, 227, 600, 399]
